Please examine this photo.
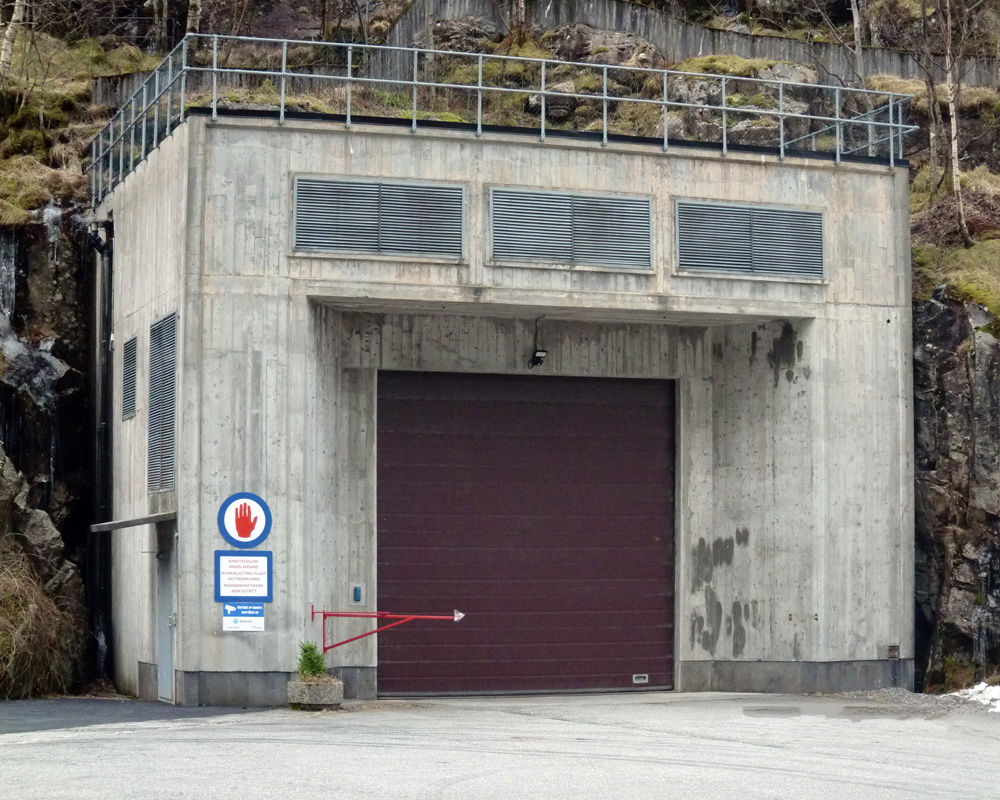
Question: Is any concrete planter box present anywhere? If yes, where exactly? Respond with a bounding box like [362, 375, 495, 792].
[287, 676, 344, 710]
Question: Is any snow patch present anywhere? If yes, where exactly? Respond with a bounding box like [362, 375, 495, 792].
[952, 682, 1000, 712]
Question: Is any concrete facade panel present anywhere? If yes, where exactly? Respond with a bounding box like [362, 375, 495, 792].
[100, 114, 913, 703]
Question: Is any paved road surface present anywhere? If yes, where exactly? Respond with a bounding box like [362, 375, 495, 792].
[1, 692, 997, 798]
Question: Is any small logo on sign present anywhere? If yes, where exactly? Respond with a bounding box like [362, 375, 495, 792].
[218, 492, 272, 548]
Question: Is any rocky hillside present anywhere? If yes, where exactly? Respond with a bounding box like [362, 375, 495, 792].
[1, 0, 998, 695]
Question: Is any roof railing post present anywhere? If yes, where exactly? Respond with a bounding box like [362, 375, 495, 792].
[411, 48, 418, 132]
[662, 70, 669, 152]
[721, 76, 727, 156]
[898, 98, 905, 162]
[153, 69, 160, 147]
[129, 95, 136, 173]
[476, 54, 483, 137]
[345, 44, 352, 129]
[180, 35, 187, 123]
[212, 34, 219, 121]
[97, 129, 103, 200]
[601, 66, 608, 146]
[539, 60, 546, 142]
[778, 82, 785, 159]
[279, 40, 287, 124]
[108, 115, 115, 190]
[117, 109, 124, 181]
[90, 139, 97, 206]
[888, 95, 895, 169]
[835, 86, 842, 164]
[140, 83, 148, 159]
[166, 50, 173, 134]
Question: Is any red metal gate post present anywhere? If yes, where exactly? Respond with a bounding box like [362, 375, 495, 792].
[310, 606, 465, 653]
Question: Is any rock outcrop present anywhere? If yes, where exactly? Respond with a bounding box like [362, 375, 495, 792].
[914, 290, 1000, 688]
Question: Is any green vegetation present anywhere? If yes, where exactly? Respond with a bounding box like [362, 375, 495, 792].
[676, 55, 776, 78]
[0, 34, 157, 221]
[941, 654, 977, 692]
[912, 241, 1000, 333]
[611, 98, 661, 137]
[297, 642, 326, 679]
[726, 92, 778, 110]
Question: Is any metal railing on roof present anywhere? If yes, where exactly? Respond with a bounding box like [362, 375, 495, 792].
[88, 33, 919, 205]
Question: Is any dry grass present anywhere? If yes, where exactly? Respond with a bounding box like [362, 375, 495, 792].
[868, 75, 1000, 118]
[0, 155, 87, 225]
[0, 539, 86, 699]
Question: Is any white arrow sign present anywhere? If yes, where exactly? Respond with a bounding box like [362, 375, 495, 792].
[453, 610, 465, 622]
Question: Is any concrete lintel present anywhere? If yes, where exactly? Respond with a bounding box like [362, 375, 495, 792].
[306, 292, 801, 327]
[90, 511, 177, 533]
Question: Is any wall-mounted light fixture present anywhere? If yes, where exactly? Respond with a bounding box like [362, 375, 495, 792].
[528, 317, 547, 368]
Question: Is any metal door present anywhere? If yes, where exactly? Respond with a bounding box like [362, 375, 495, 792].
[156, 522, 175, 702]
[377, 372, 675, 694]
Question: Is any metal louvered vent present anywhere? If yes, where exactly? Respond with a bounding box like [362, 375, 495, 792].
[676, 201, 824, 278]
[294, 178, 463, 258]
[492, 189, 652, 270]
[148, 313, 177, 493]
[122, 337, 137, 421]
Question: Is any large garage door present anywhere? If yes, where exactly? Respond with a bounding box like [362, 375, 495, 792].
[377, 371, 675, 694]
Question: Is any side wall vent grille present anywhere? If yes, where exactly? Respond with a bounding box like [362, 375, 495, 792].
[294, 178, 464, 259]
[148, 313, 177, 493]
[676, 201, 824, 279]
[122, 336, 137, 421]
[491, 189, 652, 270]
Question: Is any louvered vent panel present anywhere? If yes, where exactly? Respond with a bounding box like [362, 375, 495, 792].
[572, 196, 651, 269]
[677, 201, 824, 278]
[148, 313, 177, 493]
[295, 179, 379, 253]
[492, 190, 573, 263]
[122, 337, 137, 421]
[750, 209, 824, 278]
[294, 179, 463, 258]
[677, 203, 753, 273]
[378, 185, 464, 256]
[492, 189, 651, 269]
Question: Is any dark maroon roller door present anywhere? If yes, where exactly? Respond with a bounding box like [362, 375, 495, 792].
[376, 371, 675, 694]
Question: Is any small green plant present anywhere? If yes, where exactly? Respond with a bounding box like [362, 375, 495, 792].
[297, 642, 326, 679]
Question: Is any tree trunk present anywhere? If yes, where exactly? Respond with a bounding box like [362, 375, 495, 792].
[158, 0, 170, 50]
[186, 0, 201, 34]
[849, 0, 865, 78]
[0, 0, 27, 79]
[943, 0, 974, 247]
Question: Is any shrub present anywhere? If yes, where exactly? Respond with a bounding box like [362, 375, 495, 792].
[297, 642, 326, 679]
[0, 543, 85, 699]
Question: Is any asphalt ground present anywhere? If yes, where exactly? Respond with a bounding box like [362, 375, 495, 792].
[1, 691, 997, 799]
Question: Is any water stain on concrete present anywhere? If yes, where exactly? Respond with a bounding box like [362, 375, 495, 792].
[732, 602, 746, 657]
[701, 587, 723, 655]
[766, 322, 799, 387]
[712, 536, 734, 566]
[690, 613, 704, 650]
[735, 527, 750, 546]
[750, 330, 758, 364]
[692, 537, 713, 592]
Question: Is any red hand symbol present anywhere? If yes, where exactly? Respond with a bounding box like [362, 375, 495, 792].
[234, 502, 258, 538]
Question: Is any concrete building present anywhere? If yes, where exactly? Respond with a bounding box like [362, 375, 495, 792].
[90, 36, 915, 705]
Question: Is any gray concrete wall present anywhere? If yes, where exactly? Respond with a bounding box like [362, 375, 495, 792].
[676, 313, 913, 690]
[99, 124, 191, 696]
[102, 114, 913, 702]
